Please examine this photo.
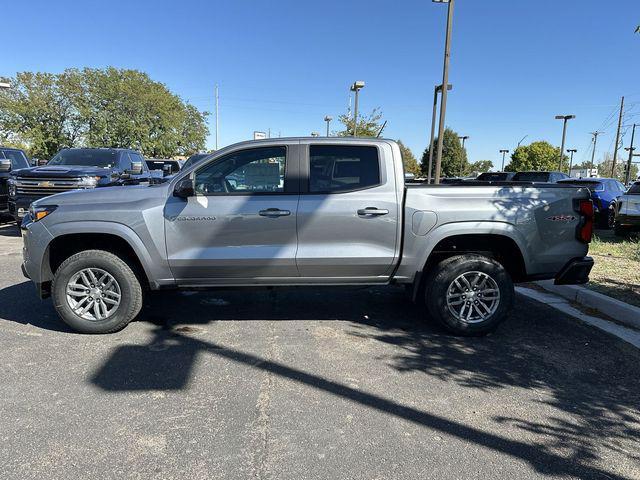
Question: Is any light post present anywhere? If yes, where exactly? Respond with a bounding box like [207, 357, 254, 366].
[458, 135, 469, 176]
[427, 83, 452, 184]
[324, 115, 333, 137]
[499, 149, 509, 171]
[567, 149, 577, 176]
[350, 81, 365, 136]
[432, 0, 455, 184]
[555, 115, 575, 171]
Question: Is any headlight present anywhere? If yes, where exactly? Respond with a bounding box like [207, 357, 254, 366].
[7, 178, 16, 197]
[78, 176, 101, 187]
[28, 204, 57, 222]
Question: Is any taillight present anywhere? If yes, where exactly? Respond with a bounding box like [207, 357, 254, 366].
[578, 199, 594, 243]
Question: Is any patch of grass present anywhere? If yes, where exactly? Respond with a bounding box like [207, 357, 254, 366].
[587, 230, 640, 307]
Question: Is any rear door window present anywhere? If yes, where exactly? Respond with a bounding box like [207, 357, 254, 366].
[309, 145, 380, 193]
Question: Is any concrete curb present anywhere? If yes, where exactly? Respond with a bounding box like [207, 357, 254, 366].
[535, 280, 640, 330]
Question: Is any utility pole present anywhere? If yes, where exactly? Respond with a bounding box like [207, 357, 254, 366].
[555, 115, 575, 171]
[589, 131, 603, 174]
[427, 83, 451, 184]
[433, 0, 455, 184]
[567, 149, 577, 176]
[611, 96, 625, 177]
[624, 124, 637, 185]
[215, 84, 219, 150]
[500, 149, 509, 171]
[458, 135, 469, 176]
[324, 115, 333, 137]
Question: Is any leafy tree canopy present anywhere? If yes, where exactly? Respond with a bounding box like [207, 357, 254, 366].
[468, 160, 493, 174]
[420, 127, 469, 177]
[0, 68, 208, 159]
[396, 140, 420, 175]
[505, 141, 568, 172]
[336, 108, 384, 137]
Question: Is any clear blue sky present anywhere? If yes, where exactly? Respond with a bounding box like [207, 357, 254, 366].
[3, 0, 639, 168]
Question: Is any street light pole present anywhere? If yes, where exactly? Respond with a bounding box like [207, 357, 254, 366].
[500, 149, 509, 171]
[433, 0, 455, 184]
[350, 81, 365, 136]
[324, 116, 333, 137]
[567, 149, 577, 176]
[215, 84, 219, 150]
[427, 83, 451, 184]
[555, 115, 575, 172]
[458, 135, 469, 176]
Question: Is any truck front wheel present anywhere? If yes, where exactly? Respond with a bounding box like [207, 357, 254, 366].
[51, 249, 143, 334]
[424, 254, 514, 336]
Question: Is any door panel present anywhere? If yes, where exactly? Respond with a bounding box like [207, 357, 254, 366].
[164, 144, 300, 282]
[165, 195, 299, 280]
[296, 144, 399, 278]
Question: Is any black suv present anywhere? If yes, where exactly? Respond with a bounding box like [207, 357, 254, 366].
[8, 148, 151, 222]
[0, 147, 30, 215]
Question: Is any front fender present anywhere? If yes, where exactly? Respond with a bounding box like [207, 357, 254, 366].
[44, 221, 174, 288]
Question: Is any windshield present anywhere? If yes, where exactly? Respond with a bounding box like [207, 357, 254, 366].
[628, 183, 640, 195]
[477, 172, 511, 181]
[558, 180, 604, 192]
[0, 149, 29, 170]
[48, 149, 117, 168]
[183, 153, 211, 170]
[512, 172, 550, 182]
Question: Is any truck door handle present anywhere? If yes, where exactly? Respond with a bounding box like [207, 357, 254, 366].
[357, 207, 389, 216]
[259, 208, 291, 217]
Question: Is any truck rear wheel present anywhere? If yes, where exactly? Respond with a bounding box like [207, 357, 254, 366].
[424, 254, 514, 336]
[51, 249, 143, 334]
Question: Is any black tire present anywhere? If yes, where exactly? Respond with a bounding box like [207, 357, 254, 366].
[424, 254, 514, 336]
[52, 249, 143, 334]
[614, 224, 629, 237]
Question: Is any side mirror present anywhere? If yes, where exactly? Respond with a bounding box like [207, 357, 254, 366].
[0, 159, 11, 172]
[174, 177, 195, 198]
[127, 161, 143, 175]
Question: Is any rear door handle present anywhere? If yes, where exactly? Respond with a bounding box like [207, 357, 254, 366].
[357, 207, 389, 216]
[259, 208, 291, 217]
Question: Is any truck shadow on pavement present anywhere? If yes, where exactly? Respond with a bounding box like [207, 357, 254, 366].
[88, 286, 640, 480]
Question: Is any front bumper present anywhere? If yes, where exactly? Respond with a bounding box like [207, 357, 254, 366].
[9, 194, 47, 220]
[554, 256, 594, 285]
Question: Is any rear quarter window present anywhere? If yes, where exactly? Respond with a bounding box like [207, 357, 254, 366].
[309, 145, 380, 193]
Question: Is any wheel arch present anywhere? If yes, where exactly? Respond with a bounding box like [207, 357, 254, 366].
[410, 226, 529, 302]
[42, 222, 169, 290]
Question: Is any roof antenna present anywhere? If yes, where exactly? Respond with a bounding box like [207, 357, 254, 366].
[376, 121, 387, 138]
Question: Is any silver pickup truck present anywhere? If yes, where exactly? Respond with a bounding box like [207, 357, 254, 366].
[20, 138, 595, 335]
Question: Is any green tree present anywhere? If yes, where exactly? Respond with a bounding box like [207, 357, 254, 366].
[0, 68, 208, 159]
[468, 160, 493, 174]
[420, 128, 468, 177]
[336, 108, 383, 137]
[581, 153, 639, 181]
[396, 140, 421, 175]
[0, 72, 84, 158]
[505, 141, 568, 172]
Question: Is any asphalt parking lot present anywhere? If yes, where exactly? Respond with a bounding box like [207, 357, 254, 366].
[1, 221, 639, 480]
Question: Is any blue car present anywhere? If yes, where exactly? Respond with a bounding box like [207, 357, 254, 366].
[558, 177, 627, 228]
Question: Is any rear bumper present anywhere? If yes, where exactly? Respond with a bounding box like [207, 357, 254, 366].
[554, 256, 594, 285]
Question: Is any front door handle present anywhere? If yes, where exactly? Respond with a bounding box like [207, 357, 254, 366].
[357, 207, 389, 216]
[259, 208, 291, 217]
